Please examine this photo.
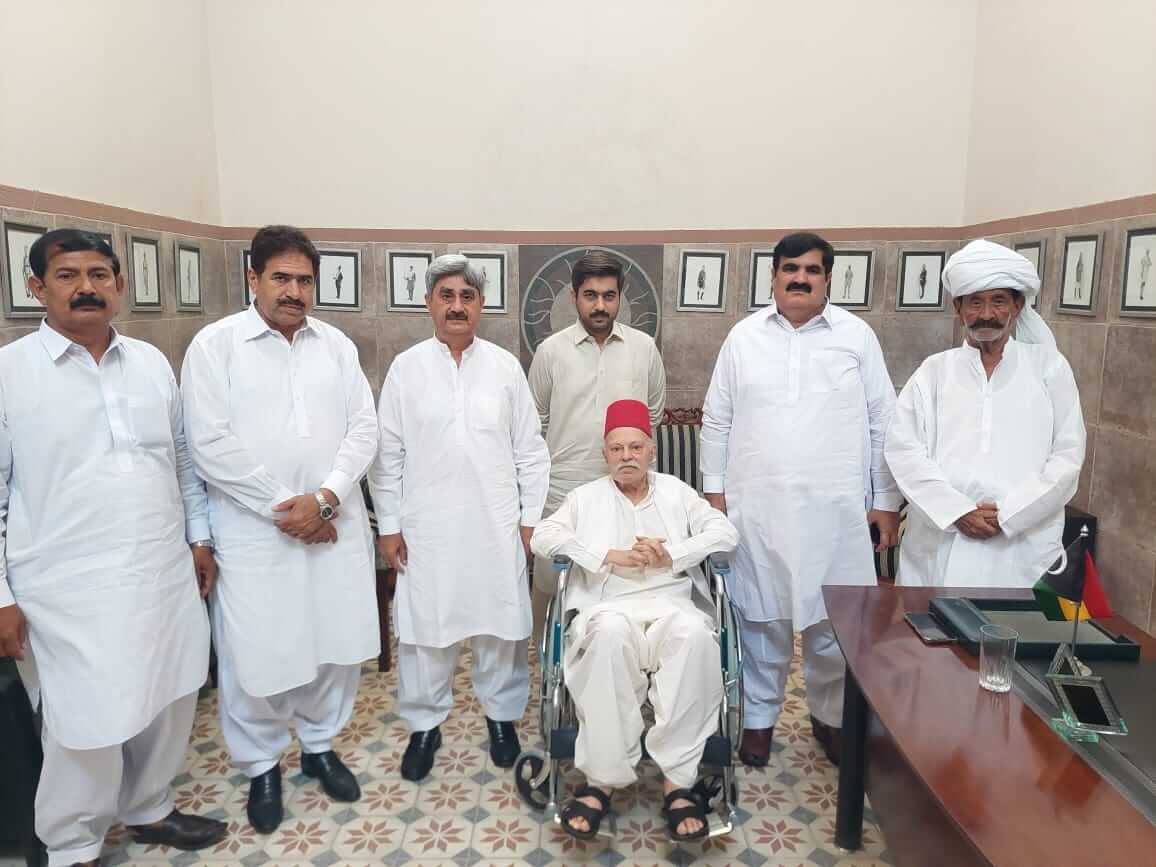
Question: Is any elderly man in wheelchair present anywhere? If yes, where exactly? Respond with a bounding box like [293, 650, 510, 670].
[529, 399, 739, 842]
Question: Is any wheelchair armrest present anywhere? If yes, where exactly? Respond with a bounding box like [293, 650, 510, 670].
[707, 553, 730, 576]
[552, 555, 572, 569]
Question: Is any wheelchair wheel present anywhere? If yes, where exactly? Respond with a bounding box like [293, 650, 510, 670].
[514, 752, 551, 811]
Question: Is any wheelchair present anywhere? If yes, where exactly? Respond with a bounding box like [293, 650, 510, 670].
[513, 553, 744, 839]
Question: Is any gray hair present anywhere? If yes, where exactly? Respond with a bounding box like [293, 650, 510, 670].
[425, 253, 485, 297]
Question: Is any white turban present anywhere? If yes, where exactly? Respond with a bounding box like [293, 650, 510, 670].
[942, 239, 1054, 349]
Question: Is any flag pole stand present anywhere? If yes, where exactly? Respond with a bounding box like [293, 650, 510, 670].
[1049, 714, 1100, 744]
[1068, 525, 1093, 677]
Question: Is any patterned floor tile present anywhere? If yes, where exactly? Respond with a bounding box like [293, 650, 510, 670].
[85, 637, 891, 866]
[330, 815, 407, 858]
[401, 815, 473, 859]
[417, 777, 483, 814]
[470, 814, 541, 858]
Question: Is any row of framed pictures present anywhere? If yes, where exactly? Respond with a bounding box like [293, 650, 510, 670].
[674, 228, 1156, 317]
[2, 221, 206, 316]
[239, 249, 510, 312]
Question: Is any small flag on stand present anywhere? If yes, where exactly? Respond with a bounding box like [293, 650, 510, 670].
[1033, 531, 1113, 621]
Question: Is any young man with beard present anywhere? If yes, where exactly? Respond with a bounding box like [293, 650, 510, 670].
[526, 251, 665, 641]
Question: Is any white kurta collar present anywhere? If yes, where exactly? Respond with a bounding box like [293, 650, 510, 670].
[433, 335, 480, 360]
[609, 471, 657, 508]
[763, 300, 835, 333]
[240, 302, 316, 342]
[37, 318, 123, 362]
[569, 319, 626, 346]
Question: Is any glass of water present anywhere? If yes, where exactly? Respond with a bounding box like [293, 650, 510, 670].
[979, 624, 1018, 693]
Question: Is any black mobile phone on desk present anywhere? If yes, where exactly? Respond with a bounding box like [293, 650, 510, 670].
[904, 612, 957, 645]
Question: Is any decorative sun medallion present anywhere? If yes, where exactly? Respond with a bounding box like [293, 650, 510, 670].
[520, 245, 662, 357]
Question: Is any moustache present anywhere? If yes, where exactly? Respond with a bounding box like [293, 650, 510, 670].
[786, 283, 812, 293]
[615, 460, 642, 471]
[969, 319, 1005, 331]
[70, 294, 106, 309]
[278, 298, 305, 309]
[446, 312, 469, 320]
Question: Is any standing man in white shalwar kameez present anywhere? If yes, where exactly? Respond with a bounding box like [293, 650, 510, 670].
[182, 226, 380, 834]
[885, 239, 1086, 588]
[0, 230, 226, 867]
[527, 250, 666, 641]
[369, 254, 550, 782]
[531, 399, 737, 842]
[701, 232, 901, 769]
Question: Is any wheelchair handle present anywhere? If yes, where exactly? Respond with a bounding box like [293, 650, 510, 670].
[708, 553, 731, 575]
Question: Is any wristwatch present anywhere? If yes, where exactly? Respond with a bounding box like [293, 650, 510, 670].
[315, 491, 336, 521]
[192, 539, 214, 550]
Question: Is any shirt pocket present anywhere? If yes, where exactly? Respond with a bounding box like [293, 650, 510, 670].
[470, 392, 506, 431]
[808, 348, 858, 394]
[128, 396, 173, 449]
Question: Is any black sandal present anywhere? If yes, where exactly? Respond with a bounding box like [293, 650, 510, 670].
[559, 785, 612, 840]
[662, 787, 710, 842]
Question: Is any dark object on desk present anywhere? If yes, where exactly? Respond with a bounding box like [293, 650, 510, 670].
[0, 658, 45, 867]
[929, 596, 1141, 660]
[904, 611, 956, 644]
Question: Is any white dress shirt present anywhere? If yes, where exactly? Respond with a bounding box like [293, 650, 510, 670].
[181, 306, 380, 697]
[531, 471, 738, 613]
[369, 336, 550, 648]
[885, 338, 1086, 587]
[0, 321, 210, 749]
[528, 321, 665, 510]
[701, 302, 900, 629]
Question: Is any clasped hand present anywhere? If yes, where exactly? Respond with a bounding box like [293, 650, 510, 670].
[604, 536, 673, 571]
[955, 503, 1001, 539]
[273, 493, 337, 544]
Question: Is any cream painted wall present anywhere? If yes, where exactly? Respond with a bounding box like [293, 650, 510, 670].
[964, 0, 1156, 224]
[0, 0, 221, 224]
[204, 0, 978, 230]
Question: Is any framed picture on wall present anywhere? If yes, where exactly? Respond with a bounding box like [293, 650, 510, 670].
[388, 250, 433, 310]
[463, 250, 507, 312]
[748, 249, 775, 309]
[316, 249, 360, 310]
[831, 250, 873, 310]
[240, 249, 252, 307]
[1058, 234, 1099, 314]
[897, 251, 946, 310]
[129, 235, 162, 311]
[1014, 240, 1045, 310]
[1121, 227, 1156, 317]
[176, 242, 202, 311]
[678, 250, 727, 312]
[2, 221, 48, 317]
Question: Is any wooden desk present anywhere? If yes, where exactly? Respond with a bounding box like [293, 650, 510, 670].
[825, 585, 1156, 867]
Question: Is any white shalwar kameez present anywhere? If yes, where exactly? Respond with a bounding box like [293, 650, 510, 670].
[885, 338, 1085, 587]
[369, 337, 550, 731]
[0, 322, 210, 867]
[181, 306, 380, 776]
[701, 303, 900, 730]
[531, 472, 738, 788]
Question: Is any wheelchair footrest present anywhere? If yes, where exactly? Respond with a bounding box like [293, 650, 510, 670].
[549, 727, 577, 760]
[701, 734, 731, 767]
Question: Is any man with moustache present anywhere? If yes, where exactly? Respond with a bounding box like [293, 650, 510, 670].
[182, 225, 380, 832]
[369, 253, 550, 782]
[531, 400, 737, 842]
[527, 251, 665, 641]
[701, 232, 901, 768]
[0, 229, 226, 865]
[886, 239, 1085, 588]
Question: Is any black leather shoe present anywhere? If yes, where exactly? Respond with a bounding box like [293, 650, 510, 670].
[128, 808, 228, 850]
[811, 715, 842, 767]
[401, 727, 442, 782]
[246, 764, 283, 834]
[485, 716, 521, 768]
[301, 749, 361, 802]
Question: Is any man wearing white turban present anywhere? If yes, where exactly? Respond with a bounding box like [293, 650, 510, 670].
[884, 239, 1086, 588]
